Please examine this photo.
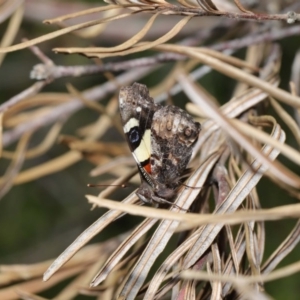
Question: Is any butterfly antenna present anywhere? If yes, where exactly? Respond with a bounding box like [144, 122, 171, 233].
[87, 183, 128, 188]
[171, 203, 190, 212]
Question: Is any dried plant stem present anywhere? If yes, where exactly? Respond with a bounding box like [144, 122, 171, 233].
[2, 66, 155, 147]
[0, 82, 47, 113]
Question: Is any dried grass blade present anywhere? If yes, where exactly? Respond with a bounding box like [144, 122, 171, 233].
[182, 123, 285, 269]
[3, 67, 154, 147]
[231, 118, 300, 165]
[90, 156, 134, 177]
[0, 113, 2, 157]
[16, 290, 47, 300]
[0, 131, 31, 199]
[0, 0, 23, 24]
[0, 265, 85, 300]
[225, 225, 241, 274]
[262, 220, 300, 274]
[98, 168, 137, 200]
[2, 122, 63, 160]
[44, 5, 123, 24]
[54, 13, 160, 54]
[291, 50, 300, 96]
[81, 16, 192, 58]
[210, 243, 222, 300]
[0, 12, 133, 53]
[84, 195, 300, 226]
[233, 0, 253, 14]
[12, 151, 82, 185]
[0, 82, 47, 113]
[91, 218, 157, 286]
[193, 88, 270, 150]
[182, 259, 300, 285]
[222, 227, 246, 296]
[158, 44, 300, 108]
[55, 257, 107, 300]
[179, 74, 300, 188]
[270, 98, 300, 147]
[43, 193, 139, 281]
[0, 4, 24, 66]
[244, 222, 260, 276]
[143, 153, 220, 300]
[197, 48, 258, 72]
[197, 0, 219, 12]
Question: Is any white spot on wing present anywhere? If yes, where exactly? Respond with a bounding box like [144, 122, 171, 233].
[124, 118, 139, 133]
[136, 106, 141, 112]
[134, 129, 151, 162]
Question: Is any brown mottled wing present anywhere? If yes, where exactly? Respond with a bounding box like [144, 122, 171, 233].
[119, 83, 161, 186]
[119, 83, 157, 150]
[150, 105, 201, 186]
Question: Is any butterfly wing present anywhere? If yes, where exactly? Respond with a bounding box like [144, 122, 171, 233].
[150, 105, 201, 191]
[119, 82, 201, 204]
[119, 83, 160, 182]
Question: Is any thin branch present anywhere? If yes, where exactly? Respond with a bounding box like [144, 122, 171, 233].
[0, 81, 47, 113]
[2, 66, 155, 147]
[31, 24, 300, 80]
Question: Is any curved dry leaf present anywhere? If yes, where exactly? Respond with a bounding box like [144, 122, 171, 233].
[80, 16, 193, 59]
[54, 13, 160, 54]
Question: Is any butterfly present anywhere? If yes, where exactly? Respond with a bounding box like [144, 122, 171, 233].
[119, 83, 201, 206]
